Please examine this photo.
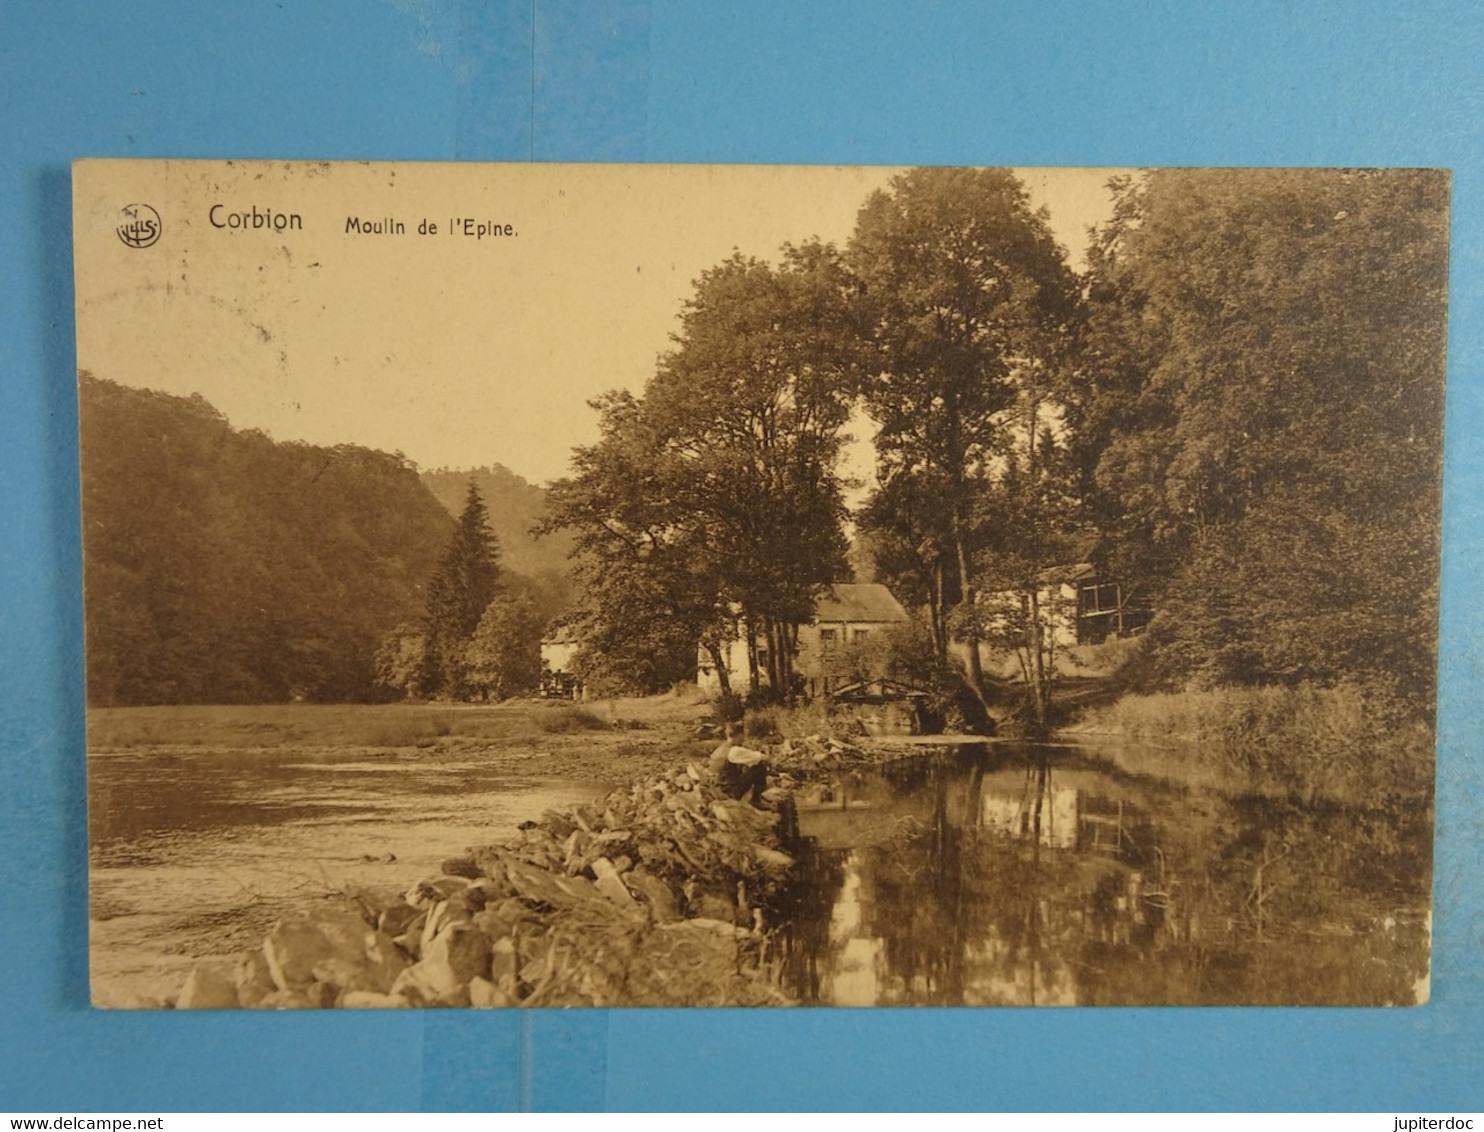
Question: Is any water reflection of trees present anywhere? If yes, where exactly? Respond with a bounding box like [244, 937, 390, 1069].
[778, 747, 1430, 1006]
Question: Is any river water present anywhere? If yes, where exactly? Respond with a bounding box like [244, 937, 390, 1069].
[773, 742, 1431, 1007]
[88, 747, 605, 1006]
[91, 740, 1432, 1008]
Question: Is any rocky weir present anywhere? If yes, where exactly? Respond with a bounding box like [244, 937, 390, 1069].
[169, 736, 886, 1009]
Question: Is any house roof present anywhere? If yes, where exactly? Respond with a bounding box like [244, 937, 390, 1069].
[813, 583, 910, 624]
[1035, 562, 1097, 585]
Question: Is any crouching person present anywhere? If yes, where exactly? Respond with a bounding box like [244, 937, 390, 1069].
[708, 726, 771, 805]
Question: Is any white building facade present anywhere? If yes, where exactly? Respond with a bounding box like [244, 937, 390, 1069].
[697, 583, 911, 697]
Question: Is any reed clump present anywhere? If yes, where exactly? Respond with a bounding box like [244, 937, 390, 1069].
[1072, 682, 1433, 805]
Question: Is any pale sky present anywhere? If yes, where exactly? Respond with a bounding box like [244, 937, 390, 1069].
[74, 160, 1129, 487]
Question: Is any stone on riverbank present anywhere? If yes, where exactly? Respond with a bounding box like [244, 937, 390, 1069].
[440, 855, 483, 880]
[589, 857, 640, 911]
[234, 950, 276, 1006]
[176, 757, 800, 1009]
[176, 961, 239, 1009]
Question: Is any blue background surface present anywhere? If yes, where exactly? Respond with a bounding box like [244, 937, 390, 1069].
[2, 0, 1480, 1112]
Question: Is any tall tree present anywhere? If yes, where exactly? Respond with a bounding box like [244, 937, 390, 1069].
[849, 167, 1079, 696]
[465, 591, 544, 701]
[544, 389, 730, 696]
[548, 243, 862, 698]
[422, 482, 501, 696]
[649, 243, 861, 696]
[1070, 169, 1448, 705]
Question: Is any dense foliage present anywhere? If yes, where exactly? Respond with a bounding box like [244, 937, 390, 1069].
[547, 246, 862, 697]
[465, 590, 545, 702]
[79, 374, 453, 704]
[550, 167, 1447, 729]
[845, 168, 1086, 721]
[375, 484, 547, 702]
[849, 166, 1080, 698]
[1070, 169, 1448, 710]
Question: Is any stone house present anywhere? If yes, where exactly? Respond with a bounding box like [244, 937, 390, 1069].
[697, 583, 911, 697]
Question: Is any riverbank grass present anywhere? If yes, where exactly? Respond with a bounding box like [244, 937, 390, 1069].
[1067, 682, 1433, 805]
[87, 688, 712, 752]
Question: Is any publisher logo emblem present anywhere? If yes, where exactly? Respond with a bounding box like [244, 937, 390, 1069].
[116, 203, 162, 249]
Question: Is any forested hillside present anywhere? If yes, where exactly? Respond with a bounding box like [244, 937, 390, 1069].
[79, 374, 455, 705]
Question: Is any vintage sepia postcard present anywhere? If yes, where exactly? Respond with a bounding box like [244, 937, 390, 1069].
[74, 159, 1445, 1009]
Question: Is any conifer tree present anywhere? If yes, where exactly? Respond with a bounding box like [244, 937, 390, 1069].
[422, 482, 501, 696]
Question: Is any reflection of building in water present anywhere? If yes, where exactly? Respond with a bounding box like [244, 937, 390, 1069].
[979, 780, 1141, 858]
[822, 852, 883, 1007]
[783, 753, 1429, 1006]
[791, 769, 1207, 1005]
[981, 784, 1080, 848]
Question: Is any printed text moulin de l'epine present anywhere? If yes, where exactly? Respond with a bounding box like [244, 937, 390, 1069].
[207, 204, 517, 240]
